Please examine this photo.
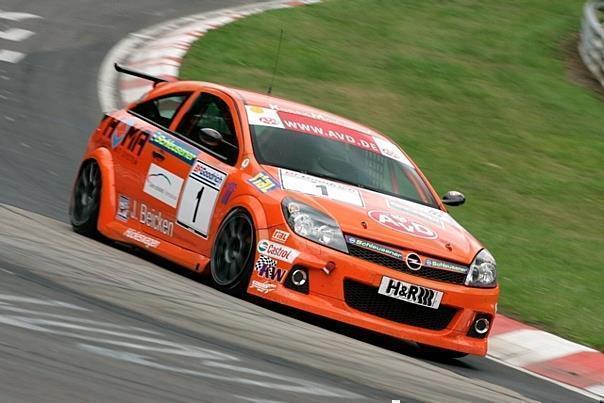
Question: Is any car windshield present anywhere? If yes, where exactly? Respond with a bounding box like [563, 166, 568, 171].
[250, 124, 439, 208]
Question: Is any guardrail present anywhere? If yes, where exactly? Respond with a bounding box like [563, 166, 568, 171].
[579, 1, 604, 86]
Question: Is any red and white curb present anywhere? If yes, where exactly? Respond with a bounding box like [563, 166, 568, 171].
[98, 0, 319, 112]
[490, 315, 603, 399]
[97, 1, 604, 400]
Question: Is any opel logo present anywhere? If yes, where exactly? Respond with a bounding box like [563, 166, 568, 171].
[405, 252, 422, 271]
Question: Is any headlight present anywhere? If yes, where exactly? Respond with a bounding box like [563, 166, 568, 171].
[281, 198, 348, 253]
[465, 249, 497, 288]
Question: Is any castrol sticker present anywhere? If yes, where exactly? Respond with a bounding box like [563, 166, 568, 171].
[257, 240, 300, 263]
[245, 105, 284, 128]
[368, 210, 437, 239]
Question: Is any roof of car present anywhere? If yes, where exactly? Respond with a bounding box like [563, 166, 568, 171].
[174, 80, 387, 140]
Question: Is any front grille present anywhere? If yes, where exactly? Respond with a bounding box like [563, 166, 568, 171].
[347, 243, 467, 285]
[343, 279, 458, 330]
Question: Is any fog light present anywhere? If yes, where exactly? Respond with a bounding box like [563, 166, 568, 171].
[284, 266, 309, 294]
[467, 313, 492, 339]
[474, 318, 490, 335]
[291, 268, 307, 286]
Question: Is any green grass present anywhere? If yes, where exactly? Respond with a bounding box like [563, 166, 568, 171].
[181, 0, 604, 350]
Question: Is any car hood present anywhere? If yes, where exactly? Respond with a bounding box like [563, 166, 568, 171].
[265, 167, 482, 264]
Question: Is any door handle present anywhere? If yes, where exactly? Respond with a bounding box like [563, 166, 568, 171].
[152, 151, 165, 161]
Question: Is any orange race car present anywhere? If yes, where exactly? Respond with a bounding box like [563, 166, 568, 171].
[70, 64, 498, 357]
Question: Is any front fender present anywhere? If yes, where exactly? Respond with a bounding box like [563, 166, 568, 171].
[228, 194, 270, 229]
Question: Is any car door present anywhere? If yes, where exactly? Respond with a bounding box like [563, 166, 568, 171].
[127, 92, 201, 246]
[134, 90, 242, 256]
[170, 90, 243, 256]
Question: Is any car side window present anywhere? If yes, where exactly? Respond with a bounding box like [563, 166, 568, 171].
[176, 93, 239, 165]
[130, 93, 190, 129]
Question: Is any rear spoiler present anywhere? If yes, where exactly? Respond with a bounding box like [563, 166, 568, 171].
[114, 63, 170, 86]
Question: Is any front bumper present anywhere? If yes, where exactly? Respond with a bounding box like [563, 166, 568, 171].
[248, 228, 499, 356]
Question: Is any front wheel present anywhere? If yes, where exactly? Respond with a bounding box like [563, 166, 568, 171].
[69, 161, 102, 236]
[210, 209, 255, 295]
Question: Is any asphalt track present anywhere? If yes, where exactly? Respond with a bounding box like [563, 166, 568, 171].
[0, 0, 594, 401]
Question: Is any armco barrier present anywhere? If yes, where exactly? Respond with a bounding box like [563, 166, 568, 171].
[579, 1, 604, 86]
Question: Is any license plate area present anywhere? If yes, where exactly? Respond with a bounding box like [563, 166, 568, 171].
[378, 276, 443, 309]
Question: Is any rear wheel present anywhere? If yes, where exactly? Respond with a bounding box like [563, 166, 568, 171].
[70, 161, 102, 236]
[210, 209, 255, 294]
[417, 343, 468, 360]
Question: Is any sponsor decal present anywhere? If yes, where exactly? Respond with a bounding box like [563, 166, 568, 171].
[257, 240, 299, 263]
[143, 164, 184, 208]
[245, 105, 284, 128]
[280, 169, 364, 207]
[176, 161, 227, 238]
[123, 228, 160, 248]
[271, 229, 290, 243]
[241, 158, 250, 169]
[250, 280, 277, 294]
[278, 111, 381, 154]
[386, 198, 448, 229]
[405, 252, 422, 271]
[378, 276, 443, 309]
[139, 203, 174, 237]
[190, 160, 226, 189]
[250, 104, 417, 165]
[424, 258, 468, 274]
[268, 103, 377, 136]
[345, 235, 403, 260]
[220, 182, 237, 205]
[368, 210, 437, 240]
[254, 255, 288, 282]
[103, 115, 150, 157]
[117, 194, 130, 222]
[373, 136, 413, 166]
[248, 172, 277, 193]
[150, 131, 198, 164]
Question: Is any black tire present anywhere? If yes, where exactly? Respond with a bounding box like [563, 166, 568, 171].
[69, 160, 102, 236]
[210, 209, 256, 294]
[417, 343, 468, 360]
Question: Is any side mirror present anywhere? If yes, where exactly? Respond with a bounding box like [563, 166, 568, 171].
[198, 128, 223, 147]
[442, 190, 465, 206]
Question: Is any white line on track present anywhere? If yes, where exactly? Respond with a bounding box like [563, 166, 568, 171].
[0, 28, 34, 41]
[0, 49, 25, 63]
[0, 294, 89, 311]
[0, 10, 42, 22]
[487, 356, 601, 401]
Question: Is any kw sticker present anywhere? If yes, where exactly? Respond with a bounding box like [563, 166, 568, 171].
[255, 255, 288, 283]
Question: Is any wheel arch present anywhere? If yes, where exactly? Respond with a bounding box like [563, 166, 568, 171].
[78, 148, 117, 233]
[226, 194, 270, 230]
